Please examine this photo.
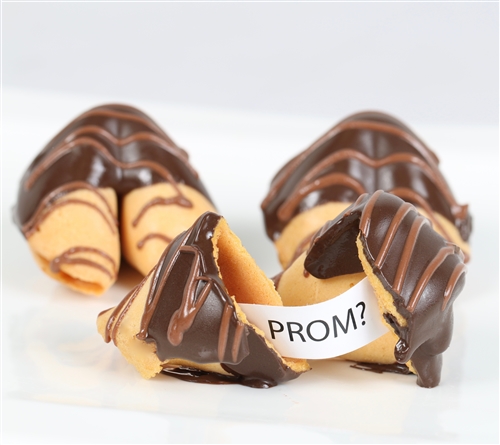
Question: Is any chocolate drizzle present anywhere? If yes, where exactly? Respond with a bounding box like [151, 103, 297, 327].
[137, 233, 172, 249]
[104, 212, 303, 387]
[14, 104, 214, 235]
[304, 192, 467, 387]
[261, 111, 471, 246]
[102, 282, 144, 344]
[50, 246, 118, 279]
[21, 181, 119, 237]
[132, 195, 192, 227]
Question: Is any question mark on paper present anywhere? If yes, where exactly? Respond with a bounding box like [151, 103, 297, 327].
[356, 302, 366, 325]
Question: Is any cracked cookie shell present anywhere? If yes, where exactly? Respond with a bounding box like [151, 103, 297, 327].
[97, 212, 310, 388]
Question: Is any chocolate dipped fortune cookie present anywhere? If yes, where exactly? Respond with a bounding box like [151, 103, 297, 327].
[14, 104, 216, 295]
[97, 212, 310, 388]
[261, 111, 471, 268]
[276, 191, 466, 387]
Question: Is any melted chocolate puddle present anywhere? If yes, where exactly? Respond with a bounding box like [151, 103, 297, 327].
[350, 361, 412, 375]
[161, 366, 275, 388]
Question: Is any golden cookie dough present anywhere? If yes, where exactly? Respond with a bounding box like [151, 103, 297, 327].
[121, 183, 216, 275]
[27, 187, 120, 295]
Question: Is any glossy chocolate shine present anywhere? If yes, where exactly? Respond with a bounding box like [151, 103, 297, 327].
[105, 212, 302, 388]
[261, 111, 471, 244]
[304, 192, 466, 388]
[14, 104, 214, 231]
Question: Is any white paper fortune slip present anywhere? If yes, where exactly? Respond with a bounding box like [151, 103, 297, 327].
[239, 277, 389, 359]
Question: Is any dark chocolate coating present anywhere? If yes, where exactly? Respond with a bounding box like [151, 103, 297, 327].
[106, 212, 303, 388]
[14, 104, 214, 232]
[304, 191, 466, 387]
[261, 111, 471, 244]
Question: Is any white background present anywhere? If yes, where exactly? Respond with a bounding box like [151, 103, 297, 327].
[2, 2, 499, 444]
[3, 1, 498, 125]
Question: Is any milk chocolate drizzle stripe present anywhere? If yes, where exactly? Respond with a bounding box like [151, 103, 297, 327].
[359, 190, 383, 235]
[103, 269, 153, 344]
[276, 149, 467, 227]
[215, 305, 245, 363]
[135, 217, 247, 365]
[389, 187, 454, 249]
[105, 287, 139, 344]
[392, 215, 429, 294]
[313, 178, 455, 252]
[407, 245, 458, 313]
[442, 262, 467, 311]
[64, 125, 189, 161]
[231, 321, 245, 363]
[263, 119, 440, 208]
[25, 137, 190, 192]
[359, 192, 465, 315]
[352, 193, 368, 208]
[50, 246, 117, 279]
[137, 233, 172, 249]
[338, 120, 439, 167]
[374, 202, 413, 269]
[77, 108, 176, 145]
[132, 195, 193, 227]
[165, 255, 245, 361]
[22, 181, 118, 237]
[218, 303, 232, 362]
[137, 228, 194, 341]
[278, 173, 366, 221]
[360, 191, 431, 294]
[292, 149, 466, 221]
[167, 245, 213, 346]
[37, 199, 117, 235]
[62, 123, 197, 179]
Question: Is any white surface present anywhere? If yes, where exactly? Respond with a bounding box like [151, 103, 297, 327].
[1, 88, 499, 444]
[3, 2, 498, 125]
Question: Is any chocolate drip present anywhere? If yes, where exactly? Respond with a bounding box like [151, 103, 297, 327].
[104, 212, 302, 387]
[14, 104, 214, 232]
[304, 192, 467, 387]
[261, 111, 471, 246]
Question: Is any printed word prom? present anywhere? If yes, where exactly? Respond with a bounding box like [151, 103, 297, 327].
[239, 278, 388, 359]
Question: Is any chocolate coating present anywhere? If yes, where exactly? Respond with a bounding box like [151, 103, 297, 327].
[261, 111, 471, 245]
[14, 104, 214, 233]
[304, 191, 466, 387]
[104, 212, 302, 388]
